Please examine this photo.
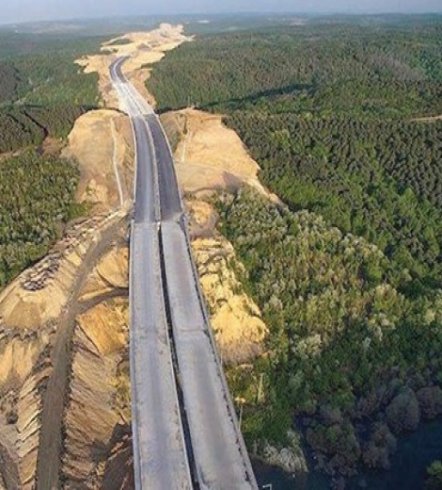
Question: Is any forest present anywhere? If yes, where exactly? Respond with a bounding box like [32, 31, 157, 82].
[219, 189, 442, 481]
[150, 20, 442, 117]
[0, 35, 100, 152]
[0, 33, 101, 287]
[148, 16, 442, 485]
[0, 151, 81, 287]
[228, 113, 442, 291]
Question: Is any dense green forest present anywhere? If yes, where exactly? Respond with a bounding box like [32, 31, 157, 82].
[219, 189, 442, 478]
[229, 113, 442, 290]
[149, 16, 442, 484]
[0, 34, 101, 152]
[150, 21, 442, 117]
[0, 151, 81, 287]
[150, 21, 442, 294]
[0, 33, 102, 287]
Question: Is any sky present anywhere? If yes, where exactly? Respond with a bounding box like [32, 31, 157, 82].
[1, 0, 441, 24]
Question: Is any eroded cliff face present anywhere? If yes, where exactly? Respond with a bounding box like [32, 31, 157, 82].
[186, 200, 268, 364]
[194, 236, 267, 363]
[0, 37, 134, 486]
[161, 109, 271, 366]
[62, 266, 131, 488]
[0, 212, 128, 488]
[0, 26, 194, 488]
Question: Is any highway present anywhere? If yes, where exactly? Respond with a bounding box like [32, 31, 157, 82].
[111, 58, 193, 490]
[110, 57, 258, 489]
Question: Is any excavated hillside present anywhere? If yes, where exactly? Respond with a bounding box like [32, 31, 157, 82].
[0, 25, 273, 488]
[162, 108, 278, 364]
[77, 23, 192, 109]
[0, 66, 134, 490]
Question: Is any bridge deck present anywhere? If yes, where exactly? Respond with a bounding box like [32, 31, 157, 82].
[111, 56, 257, 490]
[130, 223, 192, 490]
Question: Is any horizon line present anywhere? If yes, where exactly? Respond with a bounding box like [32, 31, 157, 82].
[1, 10, 442, 28]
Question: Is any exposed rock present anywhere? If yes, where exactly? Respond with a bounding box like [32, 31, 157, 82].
[80, 245, 129, 303]
[102, 428, 134, 490]
[78, 301, 128, 356]
[262, 431, 308, 475]
[0, 218, 126, 487]
[0, 212, 125, 330]
[0, 360, 51, 488]
[96, 247, 129, 290]
[0, 336, 46, 389]
[62, 298, 130, 487]
[187, 200, 218, 239]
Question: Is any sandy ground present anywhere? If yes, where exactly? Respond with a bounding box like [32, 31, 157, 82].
[62, 294, 131, 487]
[0, 23, 191, 488]
[62, 110, 133, 212]
[77, 24, 191, 109]
[0, 24, 190, 488]
[79, 245, 129, 303]
[0, 32, 133, 487]
[184, 198, 268, 364]
[0, 212, 125, 331]
[56, 242, 131, 489]
[187, 205, 268, 363]
[162, 109, 279, 202]
[412, 114, 442, 122]
[65, 24, 192, 216]
[193, 232, 268, 364]
[76, 23, 272, 363]
[0, 212, 127, 488]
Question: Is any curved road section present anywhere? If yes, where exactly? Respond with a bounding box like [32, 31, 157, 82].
[111, 59, 192, 489]
[110, 58, 258, 489]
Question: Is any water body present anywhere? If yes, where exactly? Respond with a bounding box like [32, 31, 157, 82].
[252, 459, 328, 489]
[253, 418, 442, 490]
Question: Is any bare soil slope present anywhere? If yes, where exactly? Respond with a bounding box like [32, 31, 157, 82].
[77, 24, 191, 108]
[0, 23, 273, 488]
[0, 212, 127, 488]
[162, 109, 272, 363]
[62, 110, 133, 212]
[163, 109, 275, 198]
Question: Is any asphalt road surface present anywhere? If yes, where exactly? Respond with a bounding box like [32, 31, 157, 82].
[111, 58, 193, 490]
[110, 57, 257, 490]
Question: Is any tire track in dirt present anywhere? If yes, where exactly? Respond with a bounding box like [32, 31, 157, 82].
[36, 215, 127, 490]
